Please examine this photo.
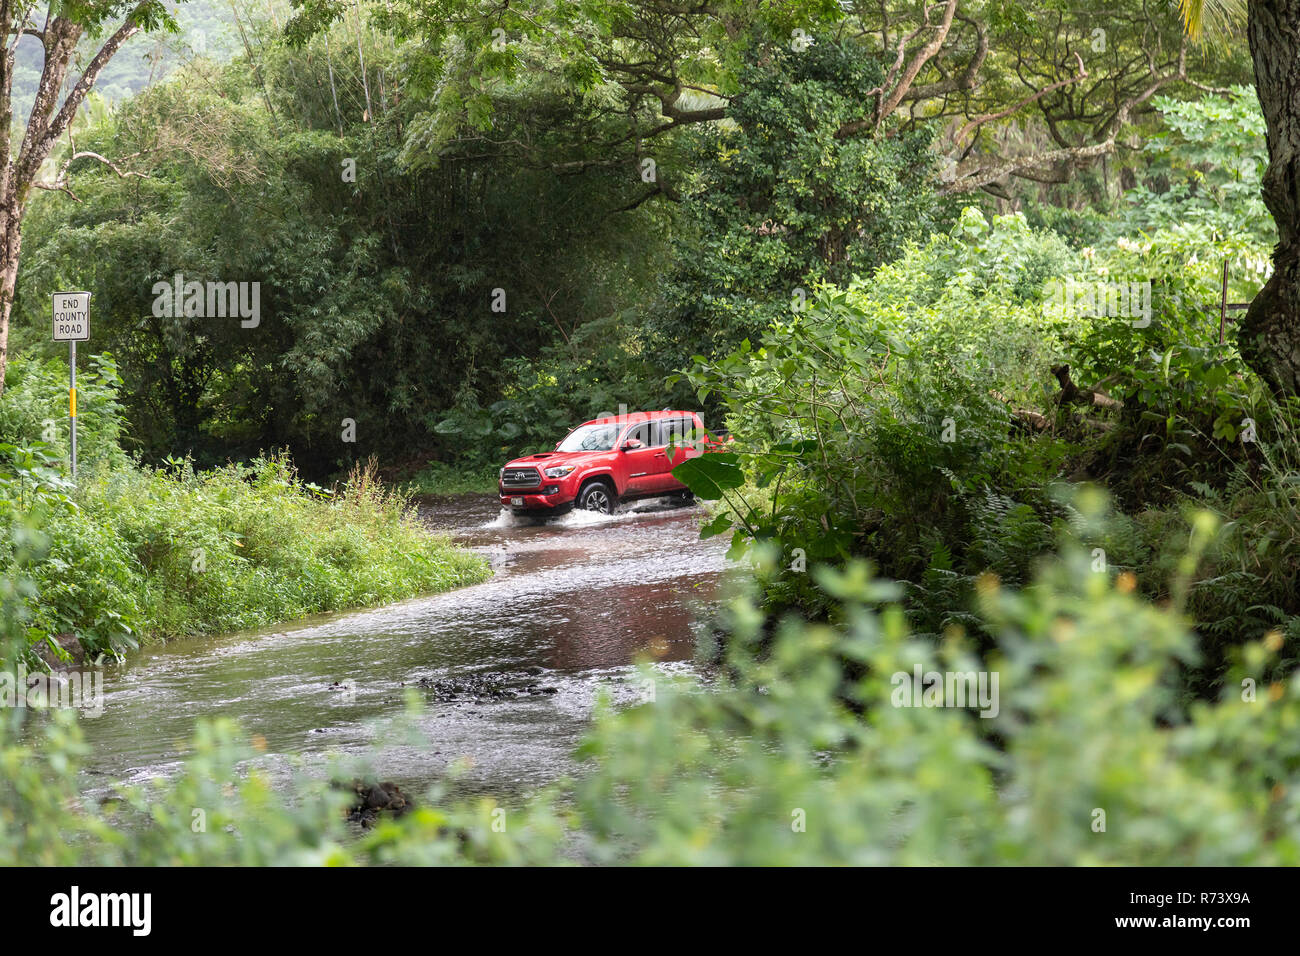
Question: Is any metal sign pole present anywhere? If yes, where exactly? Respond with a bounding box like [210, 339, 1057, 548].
[69, 338, 77, 480]
[1219, 259, 1229, 346]
[52, 290, 89, 481]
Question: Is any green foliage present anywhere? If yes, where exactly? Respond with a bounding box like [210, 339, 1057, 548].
[675, 210, 1075, 614]
[572, 542, 1300, 864]
[1018, 88, 1269, 255]
[1, 0, 1291, 872]
[431, 312, 678, 466]
[8, 0, 221, 117]
[675, 204, 1300, 685]
[646, 34, 944, 365]
[7, 455, 490, 659]
[0, 360, 490, 662]
[1111, 88, 1273, 247]
[5, 538, 1300, 865]
[16, 20, 670, 477]
[402, 460, 500, 495]
[1064, 218, 1271, 505]
[0, 354, 129, 475]
[0, 707, 566, 865]
[671, 451, 745, 501]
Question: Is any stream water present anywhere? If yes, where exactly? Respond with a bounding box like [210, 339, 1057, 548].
[70, 494, 730, 802]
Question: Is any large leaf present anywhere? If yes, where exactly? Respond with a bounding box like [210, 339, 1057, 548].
[698, 511, 734, 539]
[672, 452, 744, 500]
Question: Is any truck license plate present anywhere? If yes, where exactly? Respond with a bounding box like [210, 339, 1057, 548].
[511, 496, 523, 506]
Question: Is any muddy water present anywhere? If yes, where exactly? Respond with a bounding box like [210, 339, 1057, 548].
[73, 495, 729, 801]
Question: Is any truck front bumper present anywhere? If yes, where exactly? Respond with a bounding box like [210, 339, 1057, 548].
[499, 485, 576, 514]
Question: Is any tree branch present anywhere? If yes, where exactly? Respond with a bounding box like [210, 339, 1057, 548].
[942, 38, 1188, 196]
[43, 6, 149, 155]
[874, 0, 960, 127]
[901, 13, 988, 102]
[942, 140, 1116, 194]
[951, 51, 1086, 149]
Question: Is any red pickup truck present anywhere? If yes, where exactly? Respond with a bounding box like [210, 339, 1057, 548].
[498, 410, 725, 516]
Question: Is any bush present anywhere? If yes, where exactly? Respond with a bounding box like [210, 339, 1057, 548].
[5, 531, 1299, 865]
[0, 453, 491, 662]
[675, 210, 1077, 623]
[0, 353, 129, 473]
[571, 535, 1300, 864]
[674, 206, 1300, 688]
[431, 312, 680, 469]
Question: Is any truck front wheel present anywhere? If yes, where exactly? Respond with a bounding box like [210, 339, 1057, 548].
[578, 481, 617, 515]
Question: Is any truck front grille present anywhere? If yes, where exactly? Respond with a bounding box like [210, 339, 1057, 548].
[501, 467, 541, 489]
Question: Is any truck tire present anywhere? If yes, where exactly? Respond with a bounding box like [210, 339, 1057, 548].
[578, 480, 617, 514]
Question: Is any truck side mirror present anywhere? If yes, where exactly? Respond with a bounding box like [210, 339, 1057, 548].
[621, 438, 643, 451]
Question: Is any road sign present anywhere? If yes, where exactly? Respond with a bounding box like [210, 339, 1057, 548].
[52, 291, 90, 480]
[52, 291, 90, 341]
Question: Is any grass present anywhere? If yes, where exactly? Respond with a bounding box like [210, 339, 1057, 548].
[14, 455, 492, 659]
[402, 461, 500, 496]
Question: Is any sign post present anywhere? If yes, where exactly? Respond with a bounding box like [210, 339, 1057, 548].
[52, 292, 90, 479]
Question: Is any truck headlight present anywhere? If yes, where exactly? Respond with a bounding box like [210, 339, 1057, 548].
[544, 465, 576, 478]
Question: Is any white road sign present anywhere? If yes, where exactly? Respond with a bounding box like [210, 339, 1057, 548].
[52, 291, 90, 341]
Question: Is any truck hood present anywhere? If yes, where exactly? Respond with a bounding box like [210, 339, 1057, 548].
[503, 450, 603, 470]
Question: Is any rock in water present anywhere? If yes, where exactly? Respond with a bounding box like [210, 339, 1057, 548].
[335, 778, 414, 828]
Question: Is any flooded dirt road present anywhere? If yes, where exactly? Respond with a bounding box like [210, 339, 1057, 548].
[72, 495, 730, 800]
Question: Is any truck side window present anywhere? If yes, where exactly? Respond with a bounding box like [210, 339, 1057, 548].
[657, 418, 687, 448]
[625, 423, 652, 446]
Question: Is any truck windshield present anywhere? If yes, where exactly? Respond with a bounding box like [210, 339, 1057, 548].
[557, 423, 620, 452]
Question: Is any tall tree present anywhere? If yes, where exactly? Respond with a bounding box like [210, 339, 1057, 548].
[1239, 1, 1300, 395]
[0, 0, 176, 393]
[284, 1, 1240, 212]
[1177, 0, 1299, 394]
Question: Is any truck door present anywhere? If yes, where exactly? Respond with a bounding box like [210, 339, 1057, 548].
[620, 421, 661, 495]
[651, 417, 694, 492]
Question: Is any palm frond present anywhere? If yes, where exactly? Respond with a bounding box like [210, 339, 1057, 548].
[1179, 0, 1247, 41]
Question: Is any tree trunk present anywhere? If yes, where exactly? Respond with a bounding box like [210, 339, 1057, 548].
[0, 4, 146, 394]
[0, 203, 20, 391]
[1241, 0, 1300, 395]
